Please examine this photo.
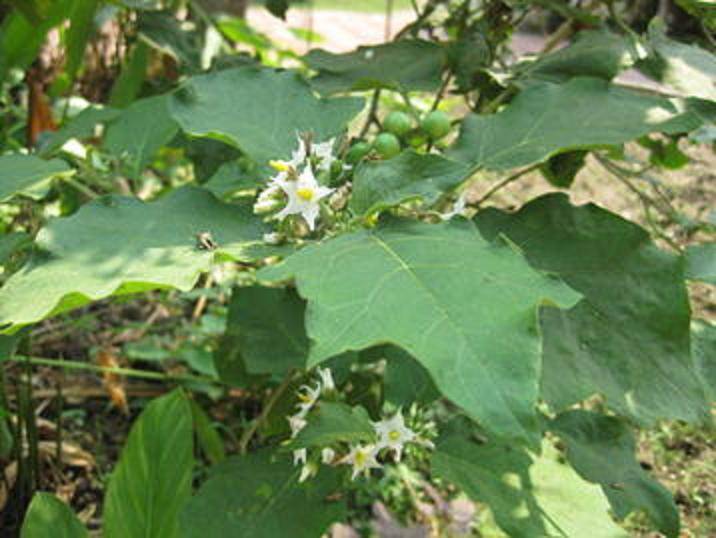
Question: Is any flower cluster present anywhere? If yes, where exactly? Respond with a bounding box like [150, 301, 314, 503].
[286, 367, 433, 482]
[254, 134, 338, 232]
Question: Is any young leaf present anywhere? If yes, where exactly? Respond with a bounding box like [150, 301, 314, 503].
[169, 66, 363, 164]
[349, 151, 471, 216]
[180, 451, 346, 538]
[433, 428, 628, 538]
[0, 154, 73, 203]
[103, 389, 193, 538]
[475, 193, 709, 425]
[0, 187, 266, 332]
[550, 410, 679, 537]
[292, 402, 375, 449]
[21, 492, 88, 538]
[259, 218, 581, 446]
[449, 77, 706, 171]
[224, 286, 310, 376]
[304, 40, 445, 95]
[103, 95, 179, 177]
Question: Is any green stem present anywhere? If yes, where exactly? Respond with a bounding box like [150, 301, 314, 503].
[10, 355, 221, 385]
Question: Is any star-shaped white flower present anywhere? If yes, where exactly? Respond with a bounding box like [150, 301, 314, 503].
[275, 166, 333, 230]
[293, 448, 307, 466]
[373, 411, 416, 461]
[253, 183, 284, 214]
[316, 367, 335, 393]
[295, 380, 322, 417]
[341, 444, 382, 480]
[270, 135, 307, 173]
[312, 137, 337, 172]
[288, 414, 307, 438]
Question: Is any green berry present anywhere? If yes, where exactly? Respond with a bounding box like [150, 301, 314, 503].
[421, 110, 451, 140]
[383, 111, 413, 137]
[345, 141, 371, 164]
[373, 132, 401, 159]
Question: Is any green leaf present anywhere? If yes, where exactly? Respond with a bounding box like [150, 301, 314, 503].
[40, 106, 121, 156]
[692, 319, 716, 401]
[349, 151, 471, 216]
[475, 193, 709, 425]
[642, 19, 716, 101]
[109, 41, 150, 108]
[169, 66, 363, 164]
[137, 10, 199, 68]
[382, 346, 440, 407]
[103, 389, 193, 538]
[304, 40, 445, 95]
[518, 30, 635, 83]
[685, 242, 716, 284]
[433, 427, 628, 538]
[449, 77, 705, 171]
[180, 451, 346, 538]
[190, 399, 226, 465]
[293, 402, 375, 448]
[225, 286, 309, 376]
[21, 492, 88, 538]
[259, 218, 580, 446]
[0, 154, 73, 203]
[104, 95, 179, 177]
[539, 150, 588, 189]
[0, 186, 266, 331]
[550, 410, 679, 537]
[204, 160, 263, 199]
[63, 0, 100, 85]
[0, 231, 31, 266]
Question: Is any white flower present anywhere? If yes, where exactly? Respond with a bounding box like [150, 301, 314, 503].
[321, 447, 336, 464]
[274, 166, 333, 230]
[441, 191, 468, 220]
[373, 411, 416, 461]
[270, 135, 307, 172]
[316, 367, 335, 393]
[295, 381, 322, 417]
[299, 461, 318, 483]
[253, 183, 284, 214]
[293, 448, 307, 466]
[341, 444, 382, 480]
[288, 414, 307, 438]
[312, 138, 337, 172]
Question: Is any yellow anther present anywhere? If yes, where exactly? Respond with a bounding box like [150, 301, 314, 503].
[296, 187, 314, 201]
[269, 160, 290, 172]
[388, 430, 401, 441]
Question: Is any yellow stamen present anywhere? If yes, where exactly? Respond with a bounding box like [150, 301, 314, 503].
[355, 451, 366, 466]
[296, 187, 314, 201]
[269, 160, 290, 172]
[388, 430, 401, 442]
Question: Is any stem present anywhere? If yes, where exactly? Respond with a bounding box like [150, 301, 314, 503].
[62, 176, 100, 199]
[10, 355, 221, 385]
[430, 72, 452, 111]
[473, 164, 540, 206]
[358, 89, 382, 139]
[238, 370, 296, 455]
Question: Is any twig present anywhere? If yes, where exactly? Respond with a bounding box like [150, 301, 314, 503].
[238, 370, 296, 455]
[473, 164, 540, 207]
[191, 274, 213, 321]
[9, 355, 221, 385]
[430, 73, 453, 111]
[358, 89, 382, 139]
[62, 176, 100, 199]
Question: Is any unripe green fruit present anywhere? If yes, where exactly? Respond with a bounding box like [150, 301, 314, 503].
[373, 132, 401, 159]
[345, 141, 371, 164]
[421, 110, 451, 140]
[383, 111, 413, 137]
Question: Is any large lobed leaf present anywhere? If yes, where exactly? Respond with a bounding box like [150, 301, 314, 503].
[433, 422, 628, 538]
[292, 402, 375, 449]
[169, 66, 364, 164]
[103, 389, 193, 538]
[304, 40, 445, 95]
[180, 451, 345, 538]
[260, 217, 580, 446]
[0, 154, 73, 203]
[550, 410, 679, 537]
[449, 77, 708, 171]
[0, 186, 266, 331]
[475, 193, 709, 425]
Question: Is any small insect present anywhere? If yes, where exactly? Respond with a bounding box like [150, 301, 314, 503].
[195, 231, 218, 251]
